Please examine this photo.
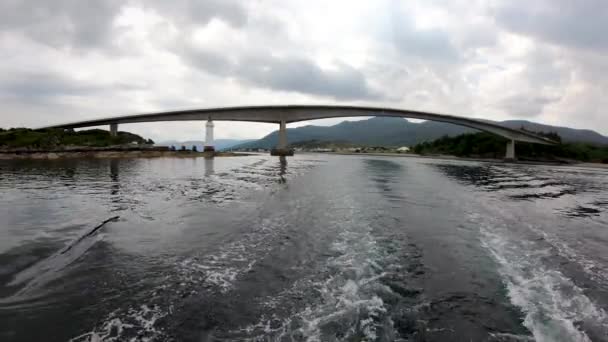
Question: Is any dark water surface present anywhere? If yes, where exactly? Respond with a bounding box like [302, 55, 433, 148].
[0, 155, 607, 341]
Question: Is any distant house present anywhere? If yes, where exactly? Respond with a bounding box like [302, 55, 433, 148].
[397, 146, 410, 153]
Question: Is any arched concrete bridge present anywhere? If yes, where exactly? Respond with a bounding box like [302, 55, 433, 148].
[42, 105, 558, 159]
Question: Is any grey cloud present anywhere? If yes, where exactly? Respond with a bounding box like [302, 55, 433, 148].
[240, 56, 379, 100]
[0, 0, 247, 51]
[144, 0, 247, 28]
[494, 0, 608, 50]
[0, 70, 141, 103]
[386, 5, 460, 62]
[458, 25, 497, 49]
[391, 26, 459, 62]
[184, 47, 234, 77]
[499, 94, 560, 118]
[0, 0, 122, 49]
[0, 72, 99, 100]
[182, 47, 381, 100]
[520, 47, 570, 91]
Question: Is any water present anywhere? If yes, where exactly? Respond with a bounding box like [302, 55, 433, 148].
[0, 154, 607, 341]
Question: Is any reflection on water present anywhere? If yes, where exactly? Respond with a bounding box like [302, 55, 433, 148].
[109, 159, 119, 196]
[204, 157, 214, 177]
[364, 159, 407, 203]
[278, 156, 287, 183]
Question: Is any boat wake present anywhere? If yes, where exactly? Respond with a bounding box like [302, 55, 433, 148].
[0, 216, 119, 306]
[470, 211, 608, 341]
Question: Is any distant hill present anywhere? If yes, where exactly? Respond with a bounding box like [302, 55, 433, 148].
[157, 139, 254, 151]
[0, 128, 151, 149]
[233, 117, 608, 149]
[500, 120, 608, 146]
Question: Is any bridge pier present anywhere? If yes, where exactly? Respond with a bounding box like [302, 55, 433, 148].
[271, 120, 294, 156]
[505, 139, 516, 161]
[109, 123, 118, 137]
[204, 119, 215, 153]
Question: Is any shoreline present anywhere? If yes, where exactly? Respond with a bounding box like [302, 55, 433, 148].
[0, 149, 250, 160]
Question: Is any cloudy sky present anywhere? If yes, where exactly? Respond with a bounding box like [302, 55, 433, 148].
[1, 0, 606, 142]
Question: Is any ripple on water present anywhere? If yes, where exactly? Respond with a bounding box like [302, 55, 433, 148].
[471, 211, 608, 341]
[216, 211, 425, 341]
[60, 158, 325, 342]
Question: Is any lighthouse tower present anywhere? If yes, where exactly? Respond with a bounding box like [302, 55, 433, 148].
[204, 119, 215, 152]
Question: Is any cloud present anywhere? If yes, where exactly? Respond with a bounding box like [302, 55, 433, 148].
[240, 56, 380, 100]
[181, 45, 381, 100]
[0, 69, 144, 105]
[0, 0, 248, 52]
[498, 94, 560, 118]
[0, 0, 123, 49]
[388, 15, 460, 62]
[143, 0, 247, 28]
[494, 0, 608, 51]
[0, 71, 103, 101]
[0, 0, 607, 140]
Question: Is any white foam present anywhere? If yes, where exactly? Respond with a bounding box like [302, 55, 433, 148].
[488, 332, 535, 341]
[472, 212, 608, 341]
[228, 223, 400, 341]
[176, 217, 285, 292]
[525, 223, 608, 285]
[69, 305, 167, 342]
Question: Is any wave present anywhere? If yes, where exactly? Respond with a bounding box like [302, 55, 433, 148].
[1, 216, 119, 305]
[220, 221, 405, 341]
[471, 212, 608, 341]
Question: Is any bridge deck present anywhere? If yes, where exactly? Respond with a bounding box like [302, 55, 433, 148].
[41, 105, 558, 145]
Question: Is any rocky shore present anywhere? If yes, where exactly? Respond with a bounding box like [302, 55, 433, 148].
[0, 146, 248, 160]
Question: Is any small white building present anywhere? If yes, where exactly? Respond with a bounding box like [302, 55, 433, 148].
[311, 148, 333, 152]
[397, 146, 410, 153]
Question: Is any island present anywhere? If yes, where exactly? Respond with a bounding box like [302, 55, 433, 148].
[0, 128, 246, 159]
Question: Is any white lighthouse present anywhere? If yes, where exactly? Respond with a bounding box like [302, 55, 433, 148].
[204, 119, 215, 152]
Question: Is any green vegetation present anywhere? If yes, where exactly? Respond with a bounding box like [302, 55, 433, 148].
[0, 128, 153, 149]
[413, 132, 608, 163]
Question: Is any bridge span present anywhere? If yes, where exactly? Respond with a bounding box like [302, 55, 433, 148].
[42, 105, 558, 159]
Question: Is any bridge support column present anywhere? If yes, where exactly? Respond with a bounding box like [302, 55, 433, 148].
[109, 123, 118, 137]
[505, 139, 516, 161]
[271, 120, 294, 156]
[204, 119, 215, 153]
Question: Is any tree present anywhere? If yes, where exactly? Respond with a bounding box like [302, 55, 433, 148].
[192, 145, 198, 152]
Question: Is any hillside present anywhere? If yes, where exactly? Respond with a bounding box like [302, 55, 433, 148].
[413, 132, 608, 163]
[501, 120, 608, 146]
[0, 128, 152, 149]
[234, 117, 608, 149]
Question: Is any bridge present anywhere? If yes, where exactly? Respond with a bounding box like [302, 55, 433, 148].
[42, 105, 558, 160]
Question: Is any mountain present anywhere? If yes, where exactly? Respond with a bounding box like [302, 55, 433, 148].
[157, 139, 254, 151]
[500, 120, 608, 146]
[233, 117, 608, 149]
